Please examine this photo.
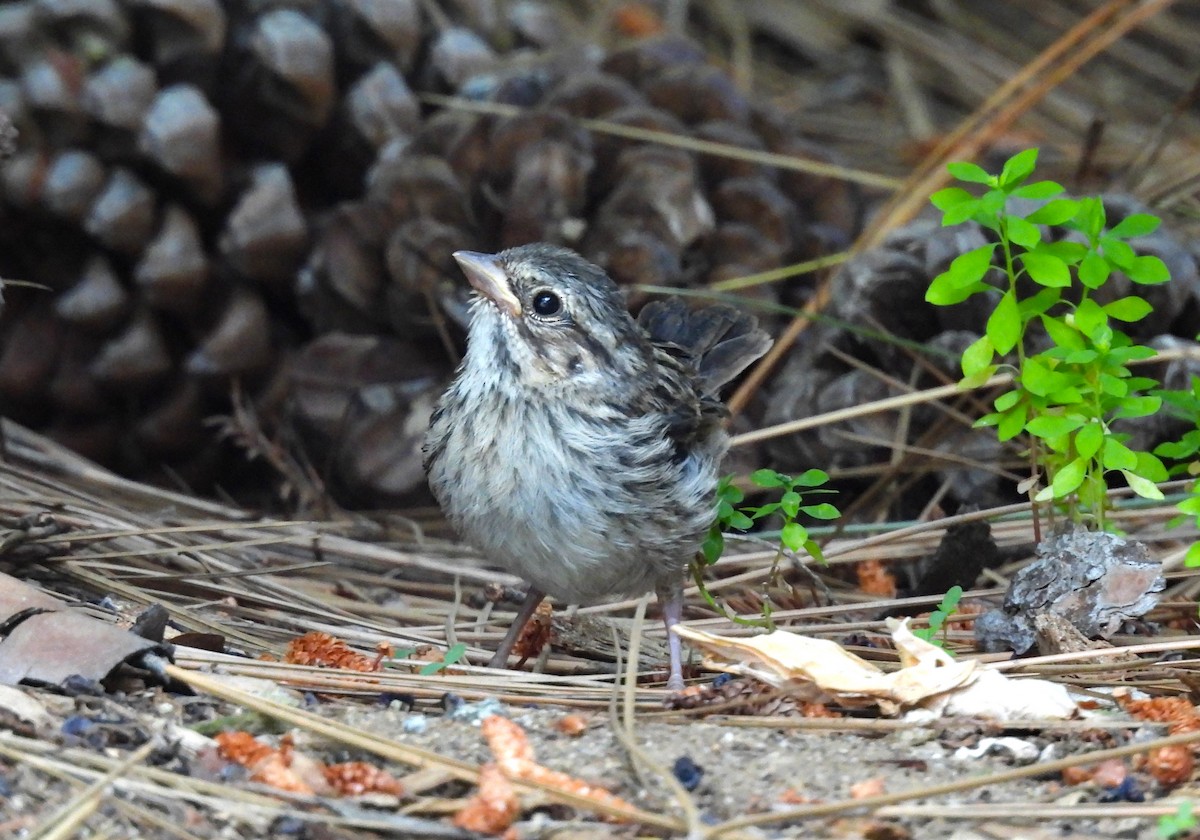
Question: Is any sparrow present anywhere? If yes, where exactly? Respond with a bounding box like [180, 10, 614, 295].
[423, 243, 771, 689]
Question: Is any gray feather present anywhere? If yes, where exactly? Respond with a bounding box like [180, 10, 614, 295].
[638, 298, 772, 393]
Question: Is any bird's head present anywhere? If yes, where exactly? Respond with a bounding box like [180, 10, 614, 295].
[453, 244, 650, 392]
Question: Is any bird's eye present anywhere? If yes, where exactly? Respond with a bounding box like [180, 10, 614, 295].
[532, 290, 562, 316]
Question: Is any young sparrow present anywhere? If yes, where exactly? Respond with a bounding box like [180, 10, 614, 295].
[423, 244, 771, 690]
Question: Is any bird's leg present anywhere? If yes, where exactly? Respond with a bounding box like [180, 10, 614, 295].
[656, 578, 686, 691]
[488, 586, 546, 669]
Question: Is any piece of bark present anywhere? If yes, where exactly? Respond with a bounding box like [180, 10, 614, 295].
[0, 572, 173, 686]
[975, 526, 1165, 654]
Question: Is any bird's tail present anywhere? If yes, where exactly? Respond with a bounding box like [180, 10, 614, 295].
[637, 298, 772, 395]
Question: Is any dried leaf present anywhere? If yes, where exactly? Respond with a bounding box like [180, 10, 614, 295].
[674, 620, 1077, 720]
[0, 574, 171, 687]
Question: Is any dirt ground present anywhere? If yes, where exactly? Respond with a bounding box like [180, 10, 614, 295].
[0, 656, 1179, 839]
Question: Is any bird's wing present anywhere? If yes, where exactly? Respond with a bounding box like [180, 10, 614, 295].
[637, 298, 772, 395]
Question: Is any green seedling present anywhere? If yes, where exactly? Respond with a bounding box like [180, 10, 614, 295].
[393, 643, 468, 675]
[697, 469, 840, 627]
[926, 148, 1170, 529]
[1155, 379, 1200, 565]
[1158, 800, 1196, 839]
[913, 585, 963, 647]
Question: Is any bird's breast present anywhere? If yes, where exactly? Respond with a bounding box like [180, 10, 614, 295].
[426, 376, 716, 603]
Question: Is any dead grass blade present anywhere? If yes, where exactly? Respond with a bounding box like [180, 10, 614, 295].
[27, 741, 155, 840]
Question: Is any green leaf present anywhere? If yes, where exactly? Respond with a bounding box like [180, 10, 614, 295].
[1136, 450, 1170, 482]
[1021, 356, 1069, 397]
[939, 585, 964, 611]
[1126, 255, 1170, 285]
[1026, 414, 1086, 439]
[1047, 385, 1084, 405]
[1107, 345, 1158, 364]
[1108, 213, 1161, 239]
[1037, 240, 1089, 263]
[1178, 495, 1200, 516]
[1021, 251, 1071, 287]
[930, 187, 975, 211]
[418, 643, 466, 675]
[949, 244, 997, 287]
[960, 365, 999, 390]
[1114, 395, 1162, 419]
[1158, 441, 1196, 461]
[1122, 470, 1164, 501]
[780, 490, 801, 518]
[978, 189, 1007, 219]
[1102, 238, 1135, 270]
[1058, 348, 1099, 365]
[701, 528, 724, 564]
[1103, 296, 1153, 322]
[728, 511, 754, 531]
[1074, 197, 1106, 239]
[750, 469, 788, 488]
[717, 480, 744, 505]
[750, 502, 780, 519]
[942, 200, 981, 227]
[1004, 215, 1041, 248]
[1074, 298, 1108, 337]
[799, 503, 841, 520]
[803, 540, 826, 565]
[1049, 457, 1087, 497]
[780, 521, 808, 552]
[946, 160, 993, 184]
[1012, 180, 1064, 199]
[1075, 422, 1103, 459]
[996, 403, 1028, 441]
[1018, 287, 1061, 319]
[1078, 252, 1110, 289]
[1187, 542, 1200, 568]
[793, 469, 830, 487]
[926, 271, 982, 305]
[999, 148, 1038, 188]
[961, 334, 995, 378]
[1025, 199, 1079, 225]
[1040, 314, 1084, 350]
[1103, 437, 1138, 471]
[986, 291, 1021, 354]
[994, 390, 1021, 411]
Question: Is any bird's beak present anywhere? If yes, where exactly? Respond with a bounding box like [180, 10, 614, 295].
[453, 251, 522, 318]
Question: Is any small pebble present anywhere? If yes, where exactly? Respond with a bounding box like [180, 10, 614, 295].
[61, 716, 94, 737]
[447, 696, 504, 723]
[1100, 776, 1144, 803]
[270, 816, 307, 835]
[673, 755, 704, 791]
[379, 691, 416, 709]
[94, 595, 120, 612]
[402, 714, 428, 734]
